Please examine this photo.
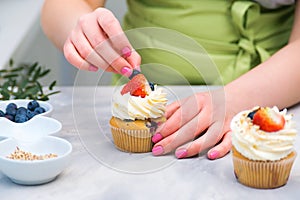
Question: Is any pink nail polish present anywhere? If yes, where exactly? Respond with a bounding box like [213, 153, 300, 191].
[152, 145, 164, 156]
[88, 65, 98, 72]
[122, 46, 131, 58]
[208, 150, 219, 160]
[121, 66, 132, 77]
[152, 133, 163, 143]
[175, 149, 187, 159]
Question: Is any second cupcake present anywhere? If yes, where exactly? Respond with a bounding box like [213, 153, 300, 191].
[231, 106, 297, 189]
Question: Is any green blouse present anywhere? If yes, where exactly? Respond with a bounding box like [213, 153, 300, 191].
[113, 0, 295, 85]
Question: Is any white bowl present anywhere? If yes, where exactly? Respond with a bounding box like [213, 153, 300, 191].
[0, 136, 72, 185]
[0, 99, 53, 117]
[0, 115, 62, 141]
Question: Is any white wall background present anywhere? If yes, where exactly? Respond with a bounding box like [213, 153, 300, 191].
[10, 0, 128, 86]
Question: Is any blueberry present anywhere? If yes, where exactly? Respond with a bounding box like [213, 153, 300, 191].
[146, 120, 158, 133]
[0, 110, 5, 117]
[7, 103, 17, 110]
[149, 82, 155, 91]
[5, 114, 14, 121]
[15, 114, 28, 123]
[146, 120, 158, 128]
[26, 110, 37, 119]
[34, 107, 46, 114]
[247, 109, 258, 120]
[16, 107, 27, 115]
[27, 100, 40, 111]
[6, 103, 17, 116]
[129, 69, 141, 79]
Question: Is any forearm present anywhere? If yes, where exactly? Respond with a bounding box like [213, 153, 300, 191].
[41, 0, 105, 50]
[225, 38, 300, 113]
[225, 1, 300, 113]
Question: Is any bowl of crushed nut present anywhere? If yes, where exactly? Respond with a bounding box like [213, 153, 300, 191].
[0, 136, 72, 185]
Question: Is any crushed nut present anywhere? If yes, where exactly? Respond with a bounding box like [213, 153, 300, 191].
[6, 147, 58, 161]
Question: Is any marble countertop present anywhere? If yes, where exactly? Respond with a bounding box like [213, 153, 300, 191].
[1, 86, 300, 200]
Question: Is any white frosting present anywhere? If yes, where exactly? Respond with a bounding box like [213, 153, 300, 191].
[231, 107, 297, 161]
[111, 85, 167, 120]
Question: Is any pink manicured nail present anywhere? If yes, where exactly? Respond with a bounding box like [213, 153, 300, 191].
[152, 133, 163, 143]
[152, 145, 164, 156]
[121, 66, 132, 77]
[208, 150, 219, 160]
[88, 65, 98, 72]
[122, 46, 131, 58]
[175, 149, 188, 159]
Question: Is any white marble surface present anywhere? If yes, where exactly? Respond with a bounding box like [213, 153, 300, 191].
[1, 86, 300, 200]
[0, 0, 44, 68]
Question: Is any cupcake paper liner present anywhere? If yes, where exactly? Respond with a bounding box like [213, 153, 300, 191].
[232, 147, 296, 189]
[110, 126, 153, 153]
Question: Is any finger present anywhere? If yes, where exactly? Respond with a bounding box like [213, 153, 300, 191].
[79, 13, 108, 49]
[152, 110, 211, 156]
[95, 8, 132, 54]
[79, 13, 129, 73]
[75, 12, 133, 75]
[95, 8, 140, 73]
[152, 96, 201, 144]
[126, 50, 141, 69]
[207, 131, 232, 160]
[164, 97, 188, 119]
[94, 41, 133, 76]
[156, 94, 205, 139]
[69, 27, 112, 71]
[63, 38, 90, 71]
[174, 121, 229, 159]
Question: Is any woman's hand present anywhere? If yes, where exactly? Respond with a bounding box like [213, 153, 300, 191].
[63, 7, 141, 75]
[151, 89, 234, 160]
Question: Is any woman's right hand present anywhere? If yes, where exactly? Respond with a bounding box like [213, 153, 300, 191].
[63, 7, 141, 76]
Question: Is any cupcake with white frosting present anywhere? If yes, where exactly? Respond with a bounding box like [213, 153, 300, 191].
[231, 106, 297, 189]
[110, 74, 167, 153]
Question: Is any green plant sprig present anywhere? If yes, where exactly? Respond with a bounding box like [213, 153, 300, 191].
[0, 59, 60, 101]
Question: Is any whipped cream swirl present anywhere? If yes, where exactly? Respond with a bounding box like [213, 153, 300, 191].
[112, 85, 167, 120]
[231, 107, 297, 161]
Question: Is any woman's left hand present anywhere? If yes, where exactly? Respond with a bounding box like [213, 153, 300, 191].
[151, 89, 234, 160]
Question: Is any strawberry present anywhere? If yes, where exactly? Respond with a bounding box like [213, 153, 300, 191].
[252, 107, 285, 132]
[121, 74, 151, 98]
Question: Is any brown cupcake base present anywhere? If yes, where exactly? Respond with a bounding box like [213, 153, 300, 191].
[232, 147, 296, 189]
[110, 117, 165, 153]
[110, 126, 152, 153]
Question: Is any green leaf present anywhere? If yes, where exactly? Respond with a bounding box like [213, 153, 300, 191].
[39, 69, 51, 77]
[19, 78, 29, 89]
[16, 86, 39, 99]
[9, 59, 14, 67]
[10, 66, 25, 72]
[3, 74, 19, 79]
[36, 81, 44, 95]
[0, 59, 60, 101]
[38, 96, 49, 101]
[0, 69, 8, 73]
[0, 90, 10, 100]
[27, 62, 38, 76]
[32, 66, 41, 81]
[49, 80, 57, 90]
[44, 91, 60, 96]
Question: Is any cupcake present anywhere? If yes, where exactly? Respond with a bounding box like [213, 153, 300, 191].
[231, 106, 297, 189]
[110, 73, 167, 153]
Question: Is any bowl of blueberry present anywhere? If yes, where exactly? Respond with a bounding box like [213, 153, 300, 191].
[0, 99, 53, 123]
